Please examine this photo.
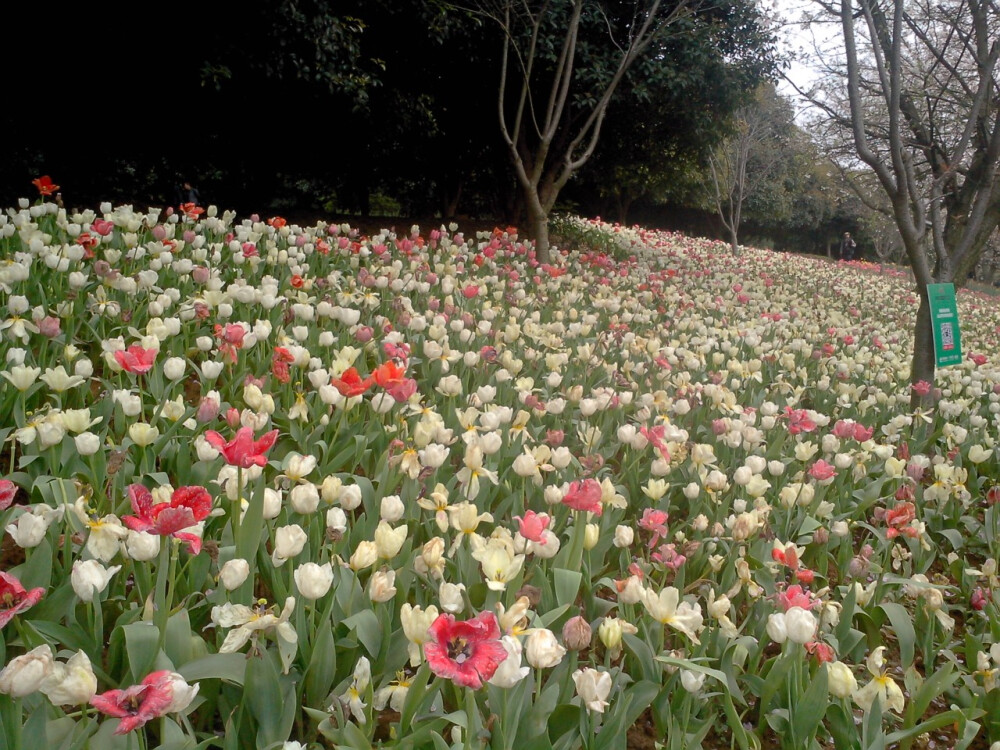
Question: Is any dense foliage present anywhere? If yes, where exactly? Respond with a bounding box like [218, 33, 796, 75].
[1, 1, 786, 240]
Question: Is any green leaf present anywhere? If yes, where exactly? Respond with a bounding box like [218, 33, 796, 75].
[797, 515, 824, 538]
[397, 718, 452, 750]
[25, 582, 78, 631]
[623, 633, 658, 683]
[334, 720, 374, 750]
[400, 663, 433, 731]
[655, 654, 727, 685]
[123, 621, 161, 681]
[244, 652, 287, 749]
[50, 715, 98, 750]
[236, 481, 267, 567]
[165, 609, 194, 667]
[23, 703, 47, 749]
[593, 692, 634, 750]
[954, 718, 983, 750]
[863, 695, 885, 750]
[538, 604, 570, 628]
[178, 653, 247, 685]
[826, 703, 862, 750]
[553, 568, 583, 608]
[88, 718, 135, 750]
[153, 717, 196, 750]
[22, 540, 56, 592]
[623, 680, 660, 730]
[514, 681, 560, 748]
[27, 619, 91, 653]
[546, 704, 582, 744]
[836, 581, 858, 645]
[757, 652, 794, 719]
[935, 528, 964, 550]
[791, 665, 828, 742]
[720, 687, 758, 750]
[304, 622, 337, 708]
[344, 609, 382, 658]
[885, 708, 967, 745]
[910, 661, 956, 720]
[878, 603, 915, 668]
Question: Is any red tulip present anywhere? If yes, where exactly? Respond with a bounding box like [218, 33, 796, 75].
[204, 426, 279, 469]
[424, 611, 508, 689]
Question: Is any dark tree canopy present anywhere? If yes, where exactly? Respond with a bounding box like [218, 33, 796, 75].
[1, 0, 780, 240]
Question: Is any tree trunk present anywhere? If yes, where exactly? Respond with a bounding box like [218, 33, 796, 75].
[909, 289, 936, 409]
[615, 193, 633, 225]
[441, 178, 464, 220]
[528, 209, 551, 263]
[524, 188, 551, 263]
[730, 227, 739, 255]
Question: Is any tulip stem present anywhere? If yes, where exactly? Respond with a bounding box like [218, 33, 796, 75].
[463, 686, 478, 750]
[566, 511, 587, 573]
[59, 479, 74, 578]
[155, 539, 178, 652]
[232, 466, 243, 548]
[92, 597, 104, 648]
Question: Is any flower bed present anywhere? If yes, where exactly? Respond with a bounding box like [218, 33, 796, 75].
[1, 195, 999, 750]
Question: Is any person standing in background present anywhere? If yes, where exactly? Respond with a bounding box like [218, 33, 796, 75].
[840, 232, 856, 261]
[175, 180, 201, 207]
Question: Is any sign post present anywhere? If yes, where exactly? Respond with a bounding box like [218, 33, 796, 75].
[926, 283, 963, 367]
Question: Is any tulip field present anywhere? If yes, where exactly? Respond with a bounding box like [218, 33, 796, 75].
[1, 190, 1000, 750]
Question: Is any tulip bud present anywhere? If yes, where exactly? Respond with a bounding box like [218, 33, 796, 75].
[784, 607, 817, 644]
[0, 645, 54, 697]
[597, 617, 622, 651]
[515, 584, 542, 608]
[368, 569, 397, 602]
[439, 581, 466, 613]
[374, 521, 407, 560]
[217, 559, 249, 591]
[380, 494, 405, 523]
[525, 628, 566, 668]
[74, 432, 102, 456]
[340, 484, 363, 510]
[613, 525, 634, 547]
[271, 524, 308, 566]
[289, 483, 320, 514]
[163, 357, 186, 381]
[680, 669, 706, 693]
[262, 488, 283, 519]
[350, 541, 378, 571]
[826, 661, 858, 699]
[326, 507, 348, 535]
[572, 668, 612, 713]
[766, 612, 788, 644]
[39, 650, 97, 705]
[294, 562, 334, 600]
[562, 615, 593, 651]
[71, 560, 120, 602]
[420, 536, 445, 575]
[162, 672, 200, 714]
[321, 475, 343, 504]
[125, 529, 160, 561]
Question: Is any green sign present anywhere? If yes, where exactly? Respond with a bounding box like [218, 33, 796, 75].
[927, 283, 963, 367]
